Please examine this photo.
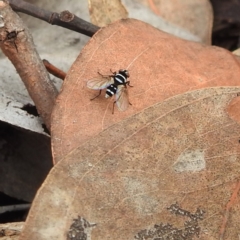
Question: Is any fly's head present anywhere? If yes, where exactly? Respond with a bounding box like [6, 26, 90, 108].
[119, 69, 130, 79]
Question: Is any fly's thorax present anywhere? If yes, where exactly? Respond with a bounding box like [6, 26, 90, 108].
[114, 73, 127, 85]
[105, 84, 118, 98]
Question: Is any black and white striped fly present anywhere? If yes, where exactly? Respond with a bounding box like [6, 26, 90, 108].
[87, 69, 132, 114]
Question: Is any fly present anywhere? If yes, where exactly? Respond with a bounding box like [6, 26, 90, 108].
[87, 69, 132, 114]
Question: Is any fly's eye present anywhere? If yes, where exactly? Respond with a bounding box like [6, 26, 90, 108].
[119, 69, 129, 77]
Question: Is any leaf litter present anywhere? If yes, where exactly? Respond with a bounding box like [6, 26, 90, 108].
[51, 18, 240, 163]
[21, 87, 240, 240]
[144, 0, 213, 44]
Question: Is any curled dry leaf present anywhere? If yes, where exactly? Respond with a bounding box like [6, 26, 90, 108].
[122, 0, 201, 42]
[146, 0, 213, 44]
[88, 0, 128, 27]
[20, 87, 240, 240]
[51, 19, 240, 163]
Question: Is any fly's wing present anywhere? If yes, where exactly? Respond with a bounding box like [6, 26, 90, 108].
[115, 85, 130, 111]
[87, 76, 114, 90]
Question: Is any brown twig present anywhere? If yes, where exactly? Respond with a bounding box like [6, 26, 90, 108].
[43, 59, 66, 80]
[0, 1, 58, 130]
[8, 0, 100, 37]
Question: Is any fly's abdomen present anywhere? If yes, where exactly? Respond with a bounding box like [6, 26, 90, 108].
[105, 84, 117, 98]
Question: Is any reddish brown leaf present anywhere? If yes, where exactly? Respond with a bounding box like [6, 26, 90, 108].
[20, 87, 240, 239]
[51, 19, 240, 163]
[227, 95, 240, 125]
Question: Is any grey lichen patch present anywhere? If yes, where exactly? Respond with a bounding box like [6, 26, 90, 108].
[173, 149, 205, 172]
[134, 203, 205, 240]
[67, 216, 96, 240]
[122, 177, 159, 215]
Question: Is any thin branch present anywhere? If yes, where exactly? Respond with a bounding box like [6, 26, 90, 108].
[0, 1, 58, 130]
[8, 0, 100, 37]
[43, 59, 66, 80]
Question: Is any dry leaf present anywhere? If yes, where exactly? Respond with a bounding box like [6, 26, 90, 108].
[51, 19, 240, 163]
[227, 95, 240, 125]
[141, 0, 213, 44]
[122, 0, 201, 42]
[0, 122, 52, 201]
[88, 0, 128, 27]
[20, 87, 240, 239]
[0, 222, 23, 239]
[232, 48, 240, 57]
[0, 94, 47, 135]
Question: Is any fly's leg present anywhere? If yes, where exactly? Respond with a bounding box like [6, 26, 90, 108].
[90, 90, 102, 100]
[112, 101, 116, 114]
[126, 81, 133, 87]
[110, 69, 117, 75]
